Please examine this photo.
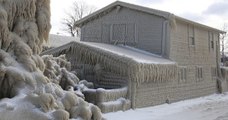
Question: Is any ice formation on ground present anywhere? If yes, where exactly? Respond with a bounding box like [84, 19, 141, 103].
[0, 0, 102, 119]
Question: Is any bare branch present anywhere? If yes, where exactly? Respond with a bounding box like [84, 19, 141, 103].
[61, 0, 96, 37]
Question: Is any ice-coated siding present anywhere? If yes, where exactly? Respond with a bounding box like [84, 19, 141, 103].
[131, 20, 220, 108]
[168, 20, 219, 98]
[169, 20, 219, 66]
[134, 79, 217, 108]
[81, 7, 166, 55]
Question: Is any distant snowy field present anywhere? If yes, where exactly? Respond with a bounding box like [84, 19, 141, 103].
[104, 93, 228, 120]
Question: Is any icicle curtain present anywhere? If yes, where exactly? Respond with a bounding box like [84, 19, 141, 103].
[43, 41, 178, 84]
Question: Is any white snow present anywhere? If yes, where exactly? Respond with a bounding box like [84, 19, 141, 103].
[84, 42, 175, 64]
[104, 93, 228, 120]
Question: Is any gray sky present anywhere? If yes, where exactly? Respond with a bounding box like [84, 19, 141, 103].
[50, 0, 228, 35]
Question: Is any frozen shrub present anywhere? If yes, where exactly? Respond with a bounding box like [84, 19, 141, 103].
[0, 0, 103, 120]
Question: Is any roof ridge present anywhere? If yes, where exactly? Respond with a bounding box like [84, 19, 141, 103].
[75, 1, 171, 27]
[75, 1, 224, 33]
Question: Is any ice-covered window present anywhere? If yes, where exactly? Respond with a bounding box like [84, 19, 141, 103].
[111, 23, 136, 45]
[112, 24, 126, 44]
[208, 32, 214, 51]
[179, 66, 187, 83]
[188, 25, 195, 46]
[196, 66, 203, 81]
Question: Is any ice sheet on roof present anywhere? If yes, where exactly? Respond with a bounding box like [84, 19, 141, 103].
[44, 34, 79, 47]
[83, 42, 175, 64]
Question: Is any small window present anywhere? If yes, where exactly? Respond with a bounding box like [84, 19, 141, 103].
[196, 66, 203, 81]
[190, 37, 195, 45]
[211, 40, 214, 49]
[112, 24, 126, 44]
[179, 66, 187, 82]
[188, 25, 195, 46]
[208, 32, 214, 51]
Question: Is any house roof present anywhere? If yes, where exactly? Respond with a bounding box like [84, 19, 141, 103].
[82, 42, 175, 64]
[43, 34, 79, 47]
[42, 41, 175, 64]
[41, 41, 177, 83]
[75, 1, 225, 34]
[75, 1, 170, 26]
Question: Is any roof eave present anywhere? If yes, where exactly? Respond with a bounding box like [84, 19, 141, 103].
[75, 1, 226, 34]
[74, 1, 119, 27]
[175, 16, 226, 34]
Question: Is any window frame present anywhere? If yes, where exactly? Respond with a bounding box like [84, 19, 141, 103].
[179, 66, 187, 83]
[196, 66, 203, 81]
[188, 24, 195, 46]
[208, 32, 214, 51]
[110, 23, 137, 45]
[111, 23, 126, 44]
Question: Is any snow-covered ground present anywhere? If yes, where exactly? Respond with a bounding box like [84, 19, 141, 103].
[104, 93, 228, 120]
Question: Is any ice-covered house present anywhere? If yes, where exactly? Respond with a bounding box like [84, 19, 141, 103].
[42, 1, 225, 112]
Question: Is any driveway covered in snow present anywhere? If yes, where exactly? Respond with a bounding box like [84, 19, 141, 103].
[104, 93, 228, 120]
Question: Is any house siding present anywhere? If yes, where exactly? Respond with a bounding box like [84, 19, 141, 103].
[166, 20, 220, 100]
[135, 80, 217, 108]
[170, 20, 219, 66]
[81, 7, 166, 55]
[126, 19, 220, 108]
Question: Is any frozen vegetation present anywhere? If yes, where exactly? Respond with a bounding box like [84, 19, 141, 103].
[0, 0, 102, 120]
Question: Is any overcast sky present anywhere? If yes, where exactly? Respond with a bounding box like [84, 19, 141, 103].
[50, 0, 228, 35]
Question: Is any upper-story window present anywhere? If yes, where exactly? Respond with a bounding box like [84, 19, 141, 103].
[208, 32, 214, 51]
[188, 25, 195, 46]
[111, 23, 136, 45]
[112, 24, 126, 44]
[211, 40, 214, 49]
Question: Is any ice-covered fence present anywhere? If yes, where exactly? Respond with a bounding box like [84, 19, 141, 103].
[83, 87, 130, 113]
[95, 70, 128, 89]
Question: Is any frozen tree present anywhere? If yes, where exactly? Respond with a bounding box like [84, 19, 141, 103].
[221, 24, 227, 66]
[0, 0, 103, 119]
[62, 0, 96, 37]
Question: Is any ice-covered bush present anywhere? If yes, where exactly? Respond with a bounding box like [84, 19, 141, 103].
[0, 0, 102, 119]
